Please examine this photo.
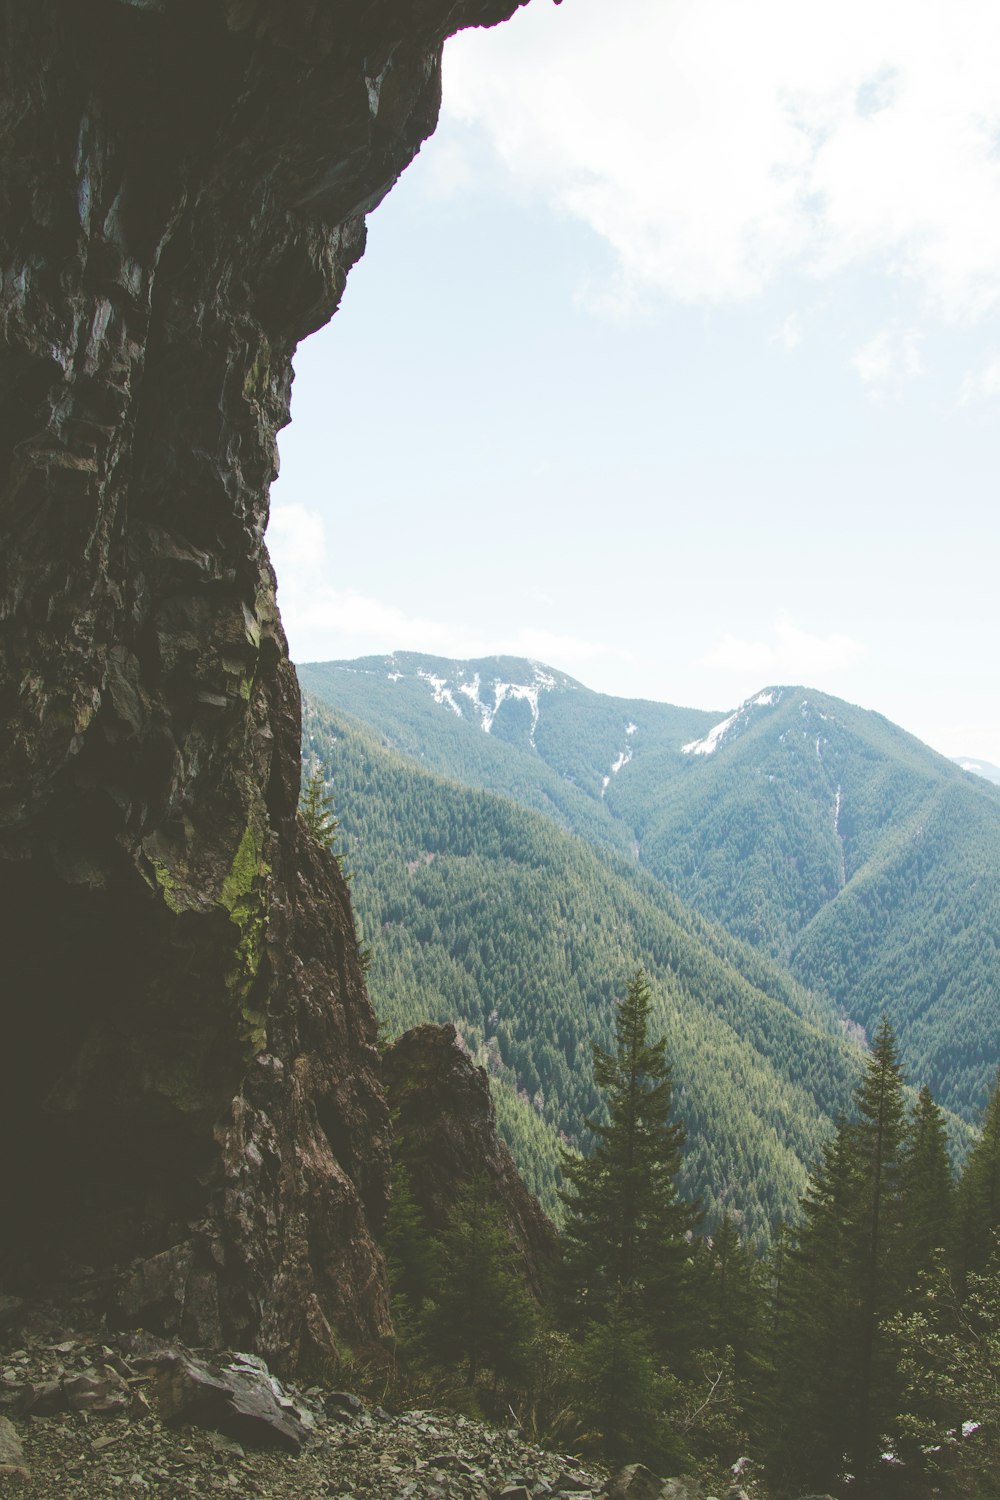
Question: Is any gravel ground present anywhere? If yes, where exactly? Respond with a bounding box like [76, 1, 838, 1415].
[4, 1400, 610, 1500]
[0, 1304, 611, 1500]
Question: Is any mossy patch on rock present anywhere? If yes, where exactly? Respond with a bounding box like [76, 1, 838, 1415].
[222, 821, 272, 1058]
[151, 858, 186, 915]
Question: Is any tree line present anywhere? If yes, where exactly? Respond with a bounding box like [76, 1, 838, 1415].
[380, 968, 1000, 1499]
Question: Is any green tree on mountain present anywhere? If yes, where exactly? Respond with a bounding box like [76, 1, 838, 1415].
[299, 765, 343, 855]
[767, 1017, 910, 1489]
[887, 1245, 1000, 1491]
[957, 1067, 1000, 1278]
[426, 1173, 538, 1388]
[849, 1016, 908, 1474]
[898, 1083, 955, 1292]
[558, 969, 699, 1346]
[766, 1123, 860, 1490]
[571, 1291, 686, 1471]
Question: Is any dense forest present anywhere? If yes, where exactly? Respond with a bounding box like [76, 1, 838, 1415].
[296, 670, 1000, 1496]
[300, 655, 1000, 1124]
[368, 962, 1000, 1499]
[300, 698, 974, 1240]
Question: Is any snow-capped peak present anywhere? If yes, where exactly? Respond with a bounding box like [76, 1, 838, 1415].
[682, 689, 782, 757]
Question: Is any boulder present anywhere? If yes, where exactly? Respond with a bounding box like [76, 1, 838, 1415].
[608, 1464, 664, 1500]
[660, 1480, 702, 1500]
[0, 1417, 24, 1466]
[63, 1364, 132, 1416]
[139, 1347, 310, 1454]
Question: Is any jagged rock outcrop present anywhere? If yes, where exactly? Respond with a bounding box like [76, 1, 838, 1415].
[0, 0, 528, 1369]
[383, 1025, 558, 1298]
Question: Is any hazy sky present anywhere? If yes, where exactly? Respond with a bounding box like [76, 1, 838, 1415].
[269, 0, 1000, 764]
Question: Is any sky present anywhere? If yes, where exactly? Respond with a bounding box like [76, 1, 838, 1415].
[268, 0, 1000, 765]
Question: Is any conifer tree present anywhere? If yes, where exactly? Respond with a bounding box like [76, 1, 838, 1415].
[898, 1083, 955, 1293]
[957, 1066, 1000, 1277]
[426, 1173, 537, 1388]
[768, 1018, 909, 1489]
[850, 1015, 908, 1475]
[694, 1211, 763, 1373]
[385, 1158, 442, 1324]
[766, 1125, 859, 1491]
[299, 765, 343, 855]
[572, 1291, 686, 1471]
[558, 970, 699, 1344]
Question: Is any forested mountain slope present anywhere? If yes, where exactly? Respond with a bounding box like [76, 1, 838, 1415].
[302, 697, 864, 1243]
[299, 654, 715, 861]
[301, 656, 1000, 1122]
[617, 687, 1000, 1119]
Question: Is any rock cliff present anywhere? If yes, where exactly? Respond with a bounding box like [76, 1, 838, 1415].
[383, 1025, 557, 1300]
[0, 0, 528, 1370]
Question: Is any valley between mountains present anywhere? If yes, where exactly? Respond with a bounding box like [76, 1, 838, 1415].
[298, 652, 999, 1235]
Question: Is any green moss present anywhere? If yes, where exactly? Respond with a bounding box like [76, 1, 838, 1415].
[151, 858, 186, 915]
[221, 823, 263, 913]
[221, 820, 272, 1059]
[242, 338, 271, 402]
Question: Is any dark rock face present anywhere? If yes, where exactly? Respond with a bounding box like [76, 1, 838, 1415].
[0, 0, 527, 1369]
[383, 1025, 557, 1298]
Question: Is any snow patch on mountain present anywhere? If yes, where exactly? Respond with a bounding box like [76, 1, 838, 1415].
[833, 785, 847, 887]
[682, 690, 781, 757]
[415, 660, 559, 746]
[601, 724, 638, 795]
[418, 670, 462, 717]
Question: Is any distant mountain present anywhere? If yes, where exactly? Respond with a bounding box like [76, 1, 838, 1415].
[301, 696, 865, 1242]
[299, 653, 715, 862]
[953, 756, 1000, 785]
[300, 654, 1000, 1122]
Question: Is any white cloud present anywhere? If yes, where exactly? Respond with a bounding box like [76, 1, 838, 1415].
[419, 135, 475, 200]
[267, 502, 327, 569]
[511, 627, 623, 668]
[267, 503, 619, 670]
[852, 325, 923, 393]
[958, 355, 1000, 403]
[699, 615, 867, 680]
[772, 312, 802, 351]
[444, 0, 1000, 317]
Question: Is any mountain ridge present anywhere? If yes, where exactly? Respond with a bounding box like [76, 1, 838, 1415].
[300, 652, 1000, 1123]
[301, 693, 868, 1241]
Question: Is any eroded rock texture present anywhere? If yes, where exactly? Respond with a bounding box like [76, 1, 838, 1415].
[0, 0, 528, 1369]
[384, 1025, 557, 1300]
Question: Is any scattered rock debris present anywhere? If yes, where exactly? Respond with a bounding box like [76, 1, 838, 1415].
[0, 1305, 617, 1500]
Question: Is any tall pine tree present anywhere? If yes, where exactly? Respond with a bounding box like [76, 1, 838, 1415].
[299, 765, 343, 857]
[558, 970, 699, 1350]
[850, 1015, 908, 1476]
[767, 1018, 909, 1490]
[957, 1066, 1000, 1278]
[898, 1083, 955, 1294]
[426, 1173, 538, 1389]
